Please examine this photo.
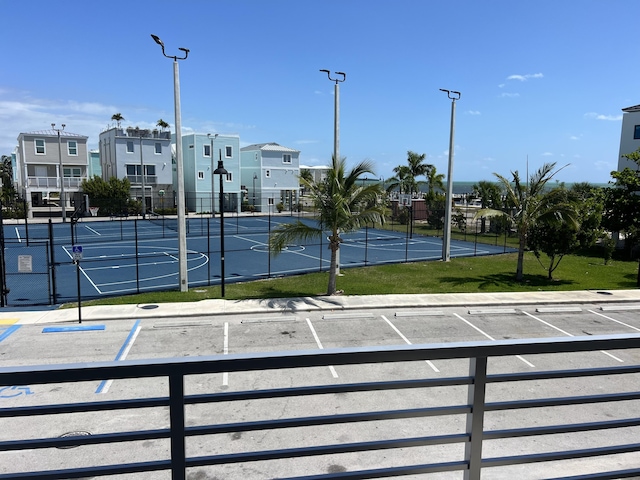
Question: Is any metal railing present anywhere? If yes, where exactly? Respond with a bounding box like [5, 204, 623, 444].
[27, 176, 85, 189]
[1, 334, 640, 479]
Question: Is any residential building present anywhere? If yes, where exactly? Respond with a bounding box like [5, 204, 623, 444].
[618, 104, 640, 171]
[300, 164, 330, 184]
[15, 129, 89, 218]
[87, 149, 101, 179]
[178, 133, 241, 213]
[99, 126, 173, 212]
[240, 143, 301, 212]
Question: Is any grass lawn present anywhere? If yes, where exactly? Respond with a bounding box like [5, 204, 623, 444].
[76, 250, 639, 307]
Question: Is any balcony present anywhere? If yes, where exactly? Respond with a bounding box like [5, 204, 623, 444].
[126, 175, 158, 185]
[27, 176, 85, 190]
[1, 334, 640, 479]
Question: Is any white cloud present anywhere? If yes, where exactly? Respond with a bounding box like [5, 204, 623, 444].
[500, 92, 520, 98]
[295, 139, 319, 145]
[569, 135, 580, 140]
[584, 112, 622, 121]
[466, 110, 481, 115]
[498, 83, 505, 88]
[542, 152, 553, 156]
[507, 73, 544, 81]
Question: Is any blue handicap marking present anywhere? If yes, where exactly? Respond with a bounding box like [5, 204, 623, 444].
[0, 386, 34, 398]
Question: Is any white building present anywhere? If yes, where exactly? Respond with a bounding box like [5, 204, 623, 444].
[617, 104, 640, 170]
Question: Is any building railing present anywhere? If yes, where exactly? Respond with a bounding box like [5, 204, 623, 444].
[1, 334, 640, 479]
[126, 174, 158, 185]
[27, 176, 85, 189]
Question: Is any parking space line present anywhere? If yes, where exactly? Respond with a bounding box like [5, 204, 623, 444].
[0, 325, 21, 343]
[305, 318, 338, 378]
[381, 315, 439, 372]
[96, 320, 142, 394]
[588, 310, 640, 333]
[522, 311, 624, 363]
[222, 322, 229, 386]
[453, 313, 535, 368]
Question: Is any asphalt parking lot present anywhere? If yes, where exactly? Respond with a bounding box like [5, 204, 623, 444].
[2, 300, 640, 478]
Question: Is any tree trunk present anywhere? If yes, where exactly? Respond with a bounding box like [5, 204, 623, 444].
[327, 241, 338, 295]
[516, 233, 526, 281]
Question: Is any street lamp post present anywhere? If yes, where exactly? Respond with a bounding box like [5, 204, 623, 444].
[213, 153, 227, 298]
[252, 172, 257, 208]
[137, 129, 146, 219]
[51, 123, 66, 222]
[439, 89, 461, 262]
[151, 34, 190, 292]
[320, 69, 346, 275]
[207, 133, 218, 217]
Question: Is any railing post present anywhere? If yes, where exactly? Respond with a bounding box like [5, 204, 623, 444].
[464, 356, 488, 480]
[169, 373, 186, 480]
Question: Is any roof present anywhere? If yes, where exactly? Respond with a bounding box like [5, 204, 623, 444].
[19, 130, 88, 139]
[241, 142, 299, 153]
[622, 104, 640, 113]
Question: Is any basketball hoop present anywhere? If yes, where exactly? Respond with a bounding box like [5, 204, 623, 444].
[89, 206, 100, 217]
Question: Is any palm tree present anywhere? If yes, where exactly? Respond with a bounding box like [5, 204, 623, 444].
[385, 165, 412, 194]
[475, 162, 577, 281]
[424, 166, 445, 203]
[270, 156, 386, 295]
[156, 119, 170, 131]
[406, 151, 433, 195]
[111, 113, 124, 128]
[471, 180, 502, 233]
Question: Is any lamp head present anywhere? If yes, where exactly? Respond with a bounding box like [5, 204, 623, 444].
[213, 160, 228, 175]
[319, 69, 330, 74]
[150, 34, 164, 47]
[178, 47, 190, 54]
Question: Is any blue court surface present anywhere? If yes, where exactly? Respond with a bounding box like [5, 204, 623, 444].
[1, 216, 515, 305]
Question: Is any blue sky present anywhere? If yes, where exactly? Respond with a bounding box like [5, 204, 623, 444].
[1, 0, 637, 184]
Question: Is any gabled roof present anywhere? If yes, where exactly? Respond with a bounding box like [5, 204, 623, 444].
[241, 142, 299, 153]
[19, 130, 88, 139]
[622, 104, 640, 113]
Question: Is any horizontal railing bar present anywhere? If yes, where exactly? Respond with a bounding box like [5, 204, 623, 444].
[0, 396, 169, 418]
[0, 428, 169, 451]
[0, 459, 171, 480]
[484, 417, 640, 440]
[277, 460, 467, 479]
[488, 364, 640, 383]
[2, 334, 639, 385]
[483, 443, 640, 468]
[546, 467, 640, 479]
[187, 405, 471, 437]
[188, 433, 468, 467]
[486, 391, 640, 411]
[185, 376, 473, 404]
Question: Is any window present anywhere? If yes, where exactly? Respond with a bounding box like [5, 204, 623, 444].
[265, 169, 271, 178]
[634, 125, 640, 140]
[225, 172, 233, 182]
[154, 142, 162, 154]
[268, 197, 275, 205]
[225, 146, 232, 158]
[145, 165, 156, 176]
[126, 165, 140, 176]
[198, 171, 205, 180]
[283, 154, 292, 164]
[203, 144, 211, 157]
[126, 141, 134, 153]
[67, 141, 78, 156]
[35, 139, 45, 155]
[63, 167, 81, 177]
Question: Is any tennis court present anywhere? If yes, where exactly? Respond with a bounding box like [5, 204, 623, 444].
[1, 215, 515, 306]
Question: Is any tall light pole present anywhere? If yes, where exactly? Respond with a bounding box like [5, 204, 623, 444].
[440, 89, 461, 262]
[213, 153, 227, 298]
[137, 128, 146, 219]
[252, 173, 257, 208]
[151, 34, 190, 292]
[320, 69, 346, 275]
[51, 123, 66, 222]
[207, 133, 218, 217]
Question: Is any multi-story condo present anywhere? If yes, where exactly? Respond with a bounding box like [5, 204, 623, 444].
[178, 133, 241, 213]
[240, 143, 301, 212]
[99, 126, 173, 212]
[16, 129, 89, 218]
[618, 104, 640, 171]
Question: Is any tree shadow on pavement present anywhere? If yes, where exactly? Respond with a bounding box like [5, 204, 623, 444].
[439, 273, 576, 290]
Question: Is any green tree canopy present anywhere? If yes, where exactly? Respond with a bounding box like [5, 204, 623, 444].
[81, 176, 132, 216]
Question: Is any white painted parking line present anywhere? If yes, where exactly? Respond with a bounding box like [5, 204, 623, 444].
[322, 313, 375, 320]
[453, 313, 535, 368]
[223, 322, 229, 386]
[536, 306, 582, 313]
[305, 318, 338, 378]
[588, 310, 640, 333]
[522, 311, 624, 363]
[241, 316, 299, 324]
[381, 315, 439, 372]
[468, 308, 518, 315]
[394, 310, 445, 317]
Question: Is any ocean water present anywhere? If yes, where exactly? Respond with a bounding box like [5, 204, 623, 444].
[448, 181, 609, 195]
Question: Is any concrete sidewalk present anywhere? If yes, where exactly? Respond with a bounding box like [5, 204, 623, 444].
[2, 289, 639, 325]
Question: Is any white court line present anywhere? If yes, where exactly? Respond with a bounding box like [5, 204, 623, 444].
[222, 322, 229, 386]
[14, 227, 21, 243]
[453, 313, 535, 368]
[381, 315, 439, 372]
[84, 225, 101, 236]
[305, 318, 338, 378]
[588, 310, 640, 333]
[522, 311, 623, 363]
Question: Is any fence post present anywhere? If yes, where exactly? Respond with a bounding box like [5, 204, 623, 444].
[135, 219, 140, 294]
[464, 356, 487, 480]
[169, 373, 186, 480]
[48, 219, 57, 305]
